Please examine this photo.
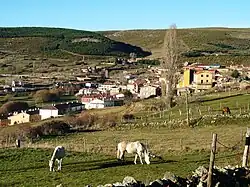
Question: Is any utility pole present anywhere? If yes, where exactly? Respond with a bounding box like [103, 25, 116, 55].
[185, 89, 190, 126]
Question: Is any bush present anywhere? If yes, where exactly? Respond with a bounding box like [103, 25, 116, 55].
[231, 70, 240, 78]
[0, 120, 71, 144]
[99, 114, 118, 128]
[33, 120, 70, 136]
[122, 114, 135, 123]
[33, 89, 60, 103]
[0, 124, 36, 144]
[66, 113, 98, 129]
[0, 101, 29, 116]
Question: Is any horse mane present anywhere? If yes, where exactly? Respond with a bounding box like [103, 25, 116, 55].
[140, 142, 149, 153]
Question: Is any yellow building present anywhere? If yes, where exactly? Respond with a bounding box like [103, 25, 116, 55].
[177, 68, 194, 88]
[7, 110, 40, 125]
[8, 112, 31, 125]
[193, 70, 214, 91]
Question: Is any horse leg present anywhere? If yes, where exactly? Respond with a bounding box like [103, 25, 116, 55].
[138, 152, 143, 165]
[134, 154, 138, 164]
[119, 151, 125, 162]
[59, 159, 62, 171]
[56, 159, 60, 171]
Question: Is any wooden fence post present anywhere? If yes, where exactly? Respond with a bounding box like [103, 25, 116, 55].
[83, 138, 86, 152]
[186, 91, 190, 126]
[207, 133, 217, 187]
[242, 128, 250, 167]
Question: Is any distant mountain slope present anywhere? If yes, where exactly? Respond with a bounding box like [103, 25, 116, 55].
[0, 27, 151, 58]
[101, 28, 250, 65]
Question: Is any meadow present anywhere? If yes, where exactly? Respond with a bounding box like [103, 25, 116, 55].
[0, 91, 250, 186]
[0, 147, 242, 186]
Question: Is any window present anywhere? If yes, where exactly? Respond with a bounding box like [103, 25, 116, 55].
[201, 75, 203, 77]
[206, 80, 208, 82]
[201, 80, 203, 83]
[206, 75, 209, 77]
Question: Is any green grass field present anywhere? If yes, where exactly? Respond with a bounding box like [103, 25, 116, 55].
[0, 148, 243, 186]
[0, 91, 250, 186]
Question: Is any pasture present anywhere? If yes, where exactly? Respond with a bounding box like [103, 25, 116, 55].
[0, 91, 250, 186]
[0, 148, 242, 187]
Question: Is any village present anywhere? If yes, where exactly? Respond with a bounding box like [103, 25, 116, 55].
[0, 57, 250, 126]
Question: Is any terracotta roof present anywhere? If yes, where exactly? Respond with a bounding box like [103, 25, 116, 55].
[41, 106, 58, 110]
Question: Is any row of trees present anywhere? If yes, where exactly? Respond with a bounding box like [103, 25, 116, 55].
[33, 89, 63, 103]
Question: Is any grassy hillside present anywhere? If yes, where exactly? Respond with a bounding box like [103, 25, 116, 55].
[101, 28, 250, 65]
[0, 147, 242, 186]
[0, 91, 248, 186]
[0, 27, 151, 58]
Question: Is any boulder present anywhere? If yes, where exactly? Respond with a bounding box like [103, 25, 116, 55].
[113, 182, 125, 187]
[149, 179, 170, 187]
[163, 171, 178, 183]
[122, 176, 137, 186]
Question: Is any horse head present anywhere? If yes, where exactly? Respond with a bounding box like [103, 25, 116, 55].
[144, 151, 151, 165]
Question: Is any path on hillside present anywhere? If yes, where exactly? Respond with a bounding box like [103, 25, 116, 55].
[60, 49, 85, 57]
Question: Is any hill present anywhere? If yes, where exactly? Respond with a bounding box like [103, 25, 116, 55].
[101, 27, 250, 65]
[0, 27, 151, 58]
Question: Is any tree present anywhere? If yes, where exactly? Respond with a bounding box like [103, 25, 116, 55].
[33, 89, 60, 103]
[161, 24, 188, 108]
[0, 101, 29, 115]
[231, 70, 240, 78]
[122, 90, 133, 102]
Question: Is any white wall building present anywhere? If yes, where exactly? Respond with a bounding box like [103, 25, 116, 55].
[85, 99, 115, 109]
[39, 106, 59, 120]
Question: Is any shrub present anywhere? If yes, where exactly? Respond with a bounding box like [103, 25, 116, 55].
[99, 113, 118, 128]
[66, 113, 98, 129]
[122, 114, 135, 123]
[0, 124, 36, 144]
[34, 120, 70, 136]
[0, 101, 29, 115]
[231, 70, 240, 78]
[33, 89, 60, 103]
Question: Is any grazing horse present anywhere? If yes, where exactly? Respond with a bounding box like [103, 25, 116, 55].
[49, 146, 65, 172]
[117, 141, 153, 165]
[222, 107, 231, 115]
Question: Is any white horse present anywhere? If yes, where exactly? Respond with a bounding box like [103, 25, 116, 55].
[49, 146, 65, 172]
[117, 141, 153, 165]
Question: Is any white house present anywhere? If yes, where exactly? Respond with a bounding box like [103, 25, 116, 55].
[85, 98, 114, 109]
[39, 102, 85, 120]
[39, 105, 59, 120]
[139, 85, 159, 99]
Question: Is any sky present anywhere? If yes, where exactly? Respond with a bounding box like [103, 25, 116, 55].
[1, 0, 250, 31]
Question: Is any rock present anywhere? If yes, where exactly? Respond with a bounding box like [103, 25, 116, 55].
[163, 171, 178, 183]
[149, 179, 170, 187]
[122, 176, 137, 185]
[56, 184, 63, 187]
[196, 181, 204, 187]
[104, 184, 113, 187]
[193, 166, 208, 177]
[113, 182, 124, 187]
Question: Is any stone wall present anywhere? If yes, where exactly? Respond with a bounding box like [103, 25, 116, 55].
[93, 165, 250, 187]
